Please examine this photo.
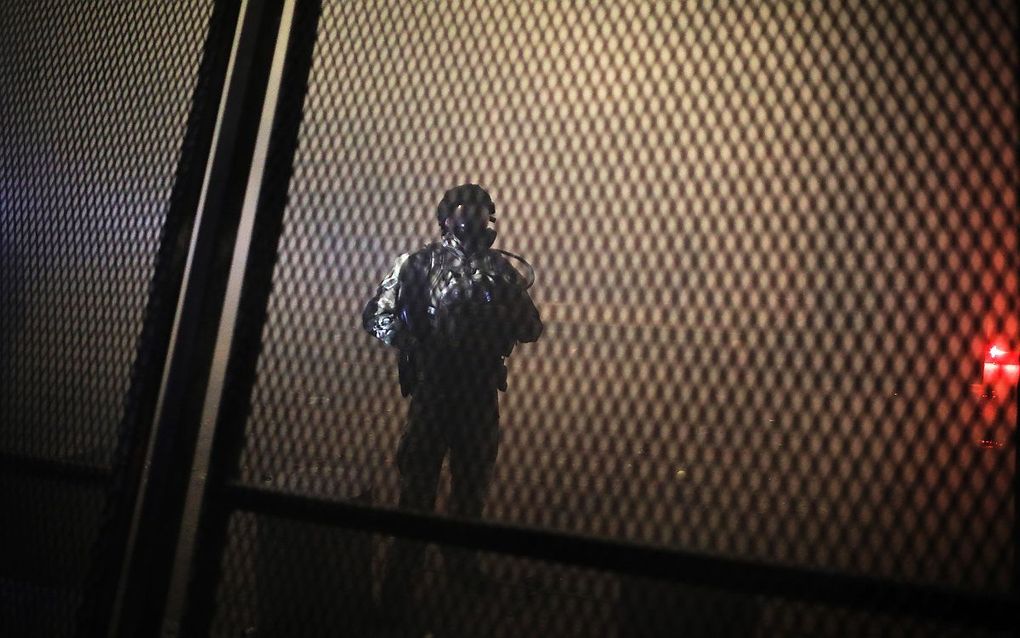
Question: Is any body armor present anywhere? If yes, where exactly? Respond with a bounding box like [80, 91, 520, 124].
[363, 234, 542, 396]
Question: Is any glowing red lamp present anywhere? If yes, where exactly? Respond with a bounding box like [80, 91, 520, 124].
[982, 343, 1019, 386]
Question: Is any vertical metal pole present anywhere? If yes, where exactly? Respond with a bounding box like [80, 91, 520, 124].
[98, 1, 293, 636]
[172, 0, 323, 633]
[75, 1, 241, 636]
[158, 1, 303, 635]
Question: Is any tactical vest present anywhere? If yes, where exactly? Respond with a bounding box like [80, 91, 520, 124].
[428, 241, 520, 349]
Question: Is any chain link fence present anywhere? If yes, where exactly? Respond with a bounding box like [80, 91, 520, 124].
[1, 0, 1018, 636]
[0, 0, 214, 635]
[193, 0, 1018, 636]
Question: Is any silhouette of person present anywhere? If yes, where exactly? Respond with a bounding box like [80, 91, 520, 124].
[363, 184, 542, 614]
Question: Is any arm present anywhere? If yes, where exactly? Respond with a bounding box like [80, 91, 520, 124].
[513, 287, 543, 344]
[494, 254, 542, 344]
[362, 253, 410, 348]
[364, 251, 431, 397]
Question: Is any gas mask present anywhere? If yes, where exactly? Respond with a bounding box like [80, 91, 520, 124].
[448, 203, 496, 251]
[442, 201, 535, 290]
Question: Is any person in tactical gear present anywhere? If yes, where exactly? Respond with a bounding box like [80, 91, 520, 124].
[363, 184, 543, 613]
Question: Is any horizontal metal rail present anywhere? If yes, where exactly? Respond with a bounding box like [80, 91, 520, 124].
[0, 451, 111, 484]
[221, 482, 1017, 632]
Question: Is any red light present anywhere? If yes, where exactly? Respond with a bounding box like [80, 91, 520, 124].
[982, 342, 1019, 386]
[1004, 364, 1019, 385]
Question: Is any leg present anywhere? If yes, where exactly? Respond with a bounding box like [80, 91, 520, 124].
[381, 395, 447, 611]
[444, 389, 500, 580]
[395, 396, 447, 511]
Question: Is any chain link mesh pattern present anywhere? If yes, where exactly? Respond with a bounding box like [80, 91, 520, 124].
[3, 0, 1017, 635]
[204, 0, 1020, 633]
[0, 0, 214, 465]
[0, 1, 213, 635]
[210, 1, 1020, 632]
[207, 513, 1011, 637]
[230, 0, 1016, 594]
[0, 475, 106, 637]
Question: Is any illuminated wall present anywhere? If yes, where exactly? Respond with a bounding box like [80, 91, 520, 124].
[236, 0, 1018, 591]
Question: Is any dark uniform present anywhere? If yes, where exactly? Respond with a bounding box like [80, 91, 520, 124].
[363, 189, 542, 611]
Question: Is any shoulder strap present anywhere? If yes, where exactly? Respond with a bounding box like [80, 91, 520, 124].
[493, 249, 536, 289]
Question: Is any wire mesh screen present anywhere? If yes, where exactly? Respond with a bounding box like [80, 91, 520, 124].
[0, 0, 214, 634]
[207, 511, 1012, 638]
[0, 474, 107, 636]
[215, 0, 1018, 634]
[0, 0, 214, 466]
